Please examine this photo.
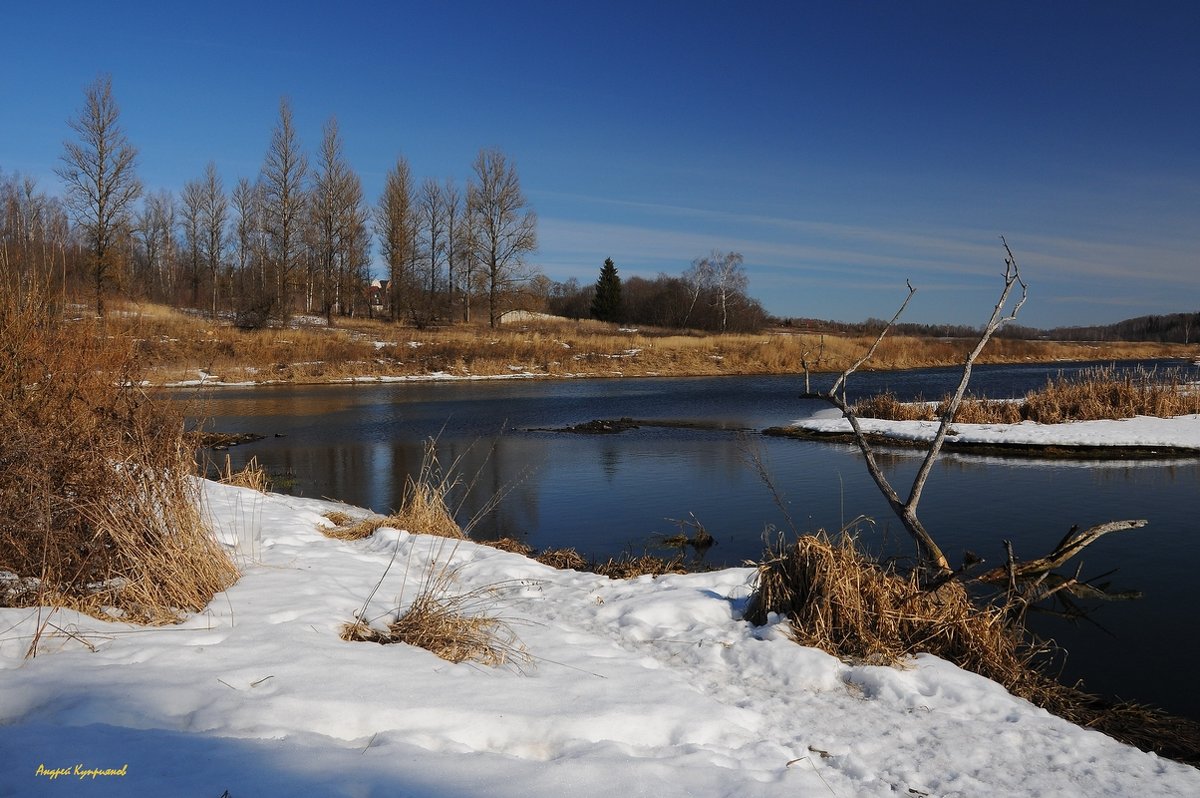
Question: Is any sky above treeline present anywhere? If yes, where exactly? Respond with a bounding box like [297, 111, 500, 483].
[4, 1, 1197, 328]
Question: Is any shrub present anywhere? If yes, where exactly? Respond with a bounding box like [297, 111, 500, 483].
[0, 280, 237, 624]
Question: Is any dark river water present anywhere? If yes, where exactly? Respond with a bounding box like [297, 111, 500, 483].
[182, 359, 1200, 721]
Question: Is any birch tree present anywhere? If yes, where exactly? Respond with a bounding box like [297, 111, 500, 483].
[56, 75, 142, 316]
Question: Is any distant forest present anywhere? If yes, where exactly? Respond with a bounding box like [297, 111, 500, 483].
[781, 312, 1200, 344]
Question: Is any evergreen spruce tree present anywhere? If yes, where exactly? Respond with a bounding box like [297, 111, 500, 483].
[590, 257, 623, 322]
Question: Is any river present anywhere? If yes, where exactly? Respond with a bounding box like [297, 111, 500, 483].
[183, 359, 1200, 721]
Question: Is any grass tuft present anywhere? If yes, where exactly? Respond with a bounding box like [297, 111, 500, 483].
[217, 455, 271, 492]
[341, 544, 530, 669]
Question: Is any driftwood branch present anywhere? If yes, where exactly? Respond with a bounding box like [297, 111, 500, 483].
[977, 520, 1148, 584]
[798, 240, 1145, 604]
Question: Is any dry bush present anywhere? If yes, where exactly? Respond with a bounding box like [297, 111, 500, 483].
[322, 510, 355, 527]
[745, 531, 1200, 764]
[319, 514, 386, 541]
[534, 548, 588, 571]
[938, 398, 1023, 424]
[745, 532, 1030, 676]
[1021, 366, 1200, 423]
[0, 281, 237, 624]
[341, 550, 530, 669]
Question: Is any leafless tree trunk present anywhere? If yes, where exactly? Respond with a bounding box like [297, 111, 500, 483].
[261, 97, 308, 318]
[199, 162, 227, 319]
[56, 75, 142, 317]
[311, 117, 365, 324]
[376, 157, 415, 323]
[442, 179, 462, 322]
[801, 240, 1148, 602]
[134, 189, 176, 302]
[418, 177, 445, 323]
[681, 256, 712, 328]
[180, 178, 204, 309]
[467, 148, 537, 328]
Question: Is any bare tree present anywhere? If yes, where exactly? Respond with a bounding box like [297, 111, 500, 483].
[376, 156, 416, 323]
[179, 178, 204, 308]
[260, 98, 308, 317]
[56, 75, 142, 316]
[802, 240, 1147, 605]
[442, 179, 463, 322]
[134, 189, 176, 302]
[310, 117, 366, 323]
[199, 162, 228, 318]
[803, 242, 1028, 572]
[1, 172, 70, 306]
[688, 250, 747, 332]
[467, 148, 537, 327]
[418, 177, 446, 322]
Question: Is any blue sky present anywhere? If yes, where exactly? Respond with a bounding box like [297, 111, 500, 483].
[3, 1, 1198, 327]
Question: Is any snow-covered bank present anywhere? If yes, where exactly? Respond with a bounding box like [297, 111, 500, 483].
[785, 409, 1200, 455]
[2, 481, 1197, 796]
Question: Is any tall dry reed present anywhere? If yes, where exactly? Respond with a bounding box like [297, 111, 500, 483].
[853, 366, 1200, 424]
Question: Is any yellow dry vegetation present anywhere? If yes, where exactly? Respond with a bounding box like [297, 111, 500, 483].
[98, 299, 1191, 385]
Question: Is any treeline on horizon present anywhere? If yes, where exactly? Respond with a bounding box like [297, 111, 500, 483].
[782, 312, 1200, 344]
[0, 75, 769, 334]
[3, 75, 1194, 342]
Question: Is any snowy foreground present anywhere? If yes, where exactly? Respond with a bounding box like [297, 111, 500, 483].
[790, 409, 1200, 453]
[3, 481, 1199, 797]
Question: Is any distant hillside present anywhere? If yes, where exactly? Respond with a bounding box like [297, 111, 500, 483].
[1045, 312, 1200, 344]
[779, 311, 1200, 344]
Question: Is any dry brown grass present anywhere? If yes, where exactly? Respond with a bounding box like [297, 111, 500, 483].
[854, 366, 1200, 424]
[480, 537, 535, 556]
[745, 531, 1200, 764]
[320, 514, 386, 541]
[1019, 366, 1200, 422]
[95, 300, 1193, 384]
[341, 546, 530, 669]
[388, 441, 465, 539]
[316, 441, 466, 541]
[746, 532, 1030, 674]
[591, 553, 690, 579]
[0, 280, 237, 626]
[217, 455, 270, 492]
[534, 548, 588, 571]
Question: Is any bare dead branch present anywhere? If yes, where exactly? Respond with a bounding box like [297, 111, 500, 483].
[905, 237, 1027, 513]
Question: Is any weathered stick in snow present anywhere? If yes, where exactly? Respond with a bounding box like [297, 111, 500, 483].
[801, 239, 1025, 574]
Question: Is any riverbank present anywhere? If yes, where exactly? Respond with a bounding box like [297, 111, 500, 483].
[2, 478, 1196, 797]
[772, 412, 1200, 458]
[112, 301, 1197, 386]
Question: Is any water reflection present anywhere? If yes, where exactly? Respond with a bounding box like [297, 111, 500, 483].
[184, 360, 1200, 721]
